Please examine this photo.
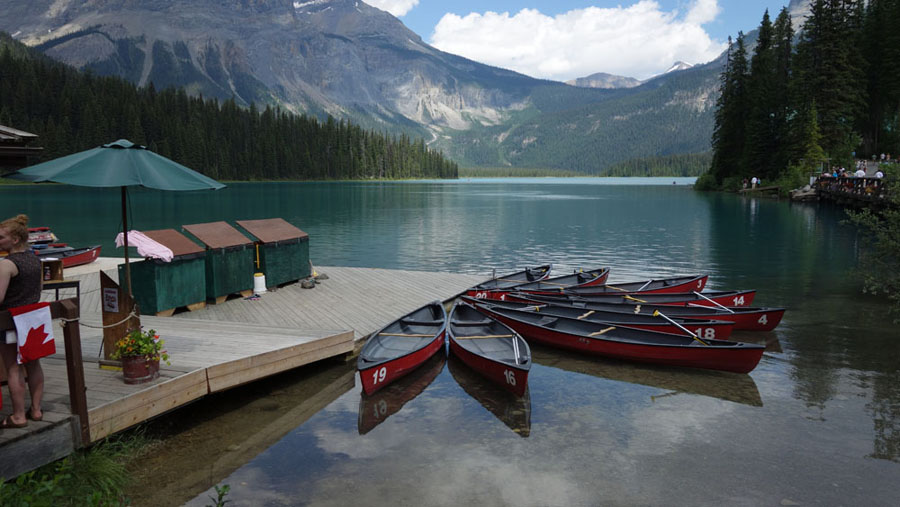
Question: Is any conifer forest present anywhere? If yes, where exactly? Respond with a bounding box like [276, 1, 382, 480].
[0, 34, 459, 181]
[701, 0, 900, 189]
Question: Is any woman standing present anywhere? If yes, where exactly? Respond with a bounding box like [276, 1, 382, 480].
[0, 214, 44, 428]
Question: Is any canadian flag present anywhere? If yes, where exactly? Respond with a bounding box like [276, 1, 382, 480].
[9, 302, 56, 364]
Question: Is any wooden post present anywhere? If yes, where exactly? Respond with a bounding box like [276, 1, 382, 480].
[59, 298, 90, 445]
[122, 186, 133, 298]
[100, 270, 140, 362]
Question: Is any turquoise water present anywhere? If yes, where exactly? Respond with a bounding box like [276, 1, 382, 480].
[3, 179, 897, 505]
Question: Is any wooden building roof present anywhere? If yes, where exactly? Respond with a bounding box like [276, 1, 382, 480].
[0, 124, 43, 172]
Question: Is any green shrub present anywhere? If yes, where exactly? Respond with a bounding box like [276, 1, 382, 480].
[844, 177, 900, 321]
[693, 172, 718, 190]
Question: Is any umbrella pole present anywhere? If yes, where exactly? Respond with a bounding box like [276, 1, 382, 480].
[122, 186, 132, 297]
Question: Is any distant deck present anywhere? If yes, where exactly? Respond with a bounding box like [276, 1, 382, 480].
[0, 261, 484, 479]
[813, 175, 890, 208]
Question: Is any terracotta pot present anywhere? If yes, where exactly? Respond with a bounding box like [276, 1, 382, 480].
[121, 355, 160, 384]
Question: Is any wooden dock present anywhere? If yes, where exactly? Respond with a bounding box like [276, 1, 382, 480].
[738, 185, 780, 194]
[0, 262, 485, 479]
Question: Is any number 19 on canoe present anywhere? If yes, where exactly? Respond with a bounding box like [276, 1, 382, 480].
[504, 369, 517, 386]
[372, 367, 387, 385]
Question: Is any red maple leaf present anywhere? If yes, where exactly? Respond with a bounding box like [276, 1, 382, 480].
[27, 324, 49, 344]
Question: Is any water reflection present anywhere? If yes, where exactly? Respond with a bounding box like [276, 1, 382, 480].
[729, 330, 782, 353]
[868, 370, 900, 463]
[447, 356, 532, 437]
[530, 344, 763, 407]
[357, 354, 446, 435]
[124, 362, 356, 507]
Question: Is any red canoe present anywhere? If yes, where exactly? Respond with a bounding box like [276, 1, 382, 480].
[473, 302, 765, 374]
[513, 294, 784, 331]
[27, 227, 57, 244]
[511, 289, 757, 308]
[36, 245, 102, 268]
[467, 264, 552, 294]
[357, 301, 447, 395]
[448, 301, 531, 397]
[461, 296, 736, 341]
[467, 267, 610, 300]
[567, 274, 709, 295]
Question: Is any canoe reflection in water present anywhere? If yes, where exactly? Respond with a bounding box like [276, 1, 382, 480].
[530, 344, 763, 407]
[357, 353, 446, 435]
[447, 356, 532, 437]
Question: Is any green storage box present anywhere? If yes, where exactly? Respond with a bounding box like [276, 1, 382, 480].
[236, 218, 311, 288]
[183, 221, 255, 301]
[119, 229, 206, 315]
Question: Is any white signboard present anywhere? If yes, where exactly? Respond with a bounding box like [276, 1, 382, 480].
[103, 288, 120, 313]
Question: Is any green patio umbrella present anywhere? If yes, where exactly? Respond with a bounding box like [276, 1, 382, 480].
[3, 139, 225, 295]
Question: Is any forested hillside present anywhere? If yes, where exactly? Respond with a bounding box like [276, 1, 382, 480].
[604, 152, 712, 177]
[0, 33, 458, 181]
[701, 0, 900, 190]
[434, 65, 720, 175]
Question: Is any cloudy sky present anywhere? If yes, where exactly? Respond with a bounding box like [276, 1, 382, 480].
[364, 1, 792, 82]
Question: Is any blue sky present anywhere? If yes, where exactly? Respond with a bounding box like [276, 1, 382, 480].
[364, 1, 794, 81]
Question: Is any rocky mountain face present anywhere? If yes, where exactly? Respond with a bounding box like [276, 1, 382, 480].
[3, 0, 547, 130]
[566, 72, 642, 89]
[567, 61, 694, 90]
[0, 0, 729, 171]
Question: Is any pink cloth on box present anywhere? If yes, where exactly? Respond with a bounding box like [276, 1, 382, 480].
[115, 230, 175, 262]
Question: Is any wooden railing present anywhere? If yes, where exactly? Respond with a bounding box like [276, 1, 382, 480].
[0, 299, 89, 445]
[814, 176, 890, 206]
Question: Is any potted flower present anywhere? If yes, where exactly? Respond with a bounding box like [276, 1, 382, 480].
[111, 327, 170, 384]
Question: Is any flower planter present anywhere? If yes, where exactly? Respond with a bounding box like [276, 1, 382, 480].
[122, 355, 160, 384]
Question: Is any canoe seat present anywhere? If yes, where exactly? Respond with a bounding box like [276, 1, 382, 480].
[378, 332, 435, 338]
[400, 319, 444, 325]
[454, 333, 514, 339]
[451, 319, 493, 326]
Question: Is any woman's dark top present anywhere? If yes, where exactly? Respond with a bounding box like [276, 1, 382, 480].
[0, 251, 42, 311]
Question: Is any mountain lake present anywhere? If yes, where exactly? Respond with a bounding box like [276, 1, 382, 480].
[1, 178, 897, 506]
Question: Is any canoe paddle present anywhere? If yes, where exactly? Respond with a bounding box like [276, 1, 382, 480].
[692, 291, 735, 313]
[653, 310, 710, 345]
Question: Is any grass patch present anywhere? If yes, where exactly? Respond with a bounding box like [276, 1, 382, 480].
[0, 429, 156, 506]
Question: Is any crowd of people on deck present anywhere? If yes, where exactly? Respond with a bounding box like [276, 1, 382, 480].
[820, 159, 886, 179]
[815, 158, 890, 197]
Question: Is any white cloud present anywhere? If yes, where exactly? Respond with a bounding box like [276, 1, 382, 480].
[429, 0, 727, 82]
[686, 0, 721, 25]
[365, 0, 419, 17]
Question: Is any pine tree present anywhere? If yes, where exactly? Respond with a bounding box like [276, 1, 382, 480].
[771, 7, 795, 171]
[794, 0, 866, 164]
[799, 102, 828, 171]
[745, 11, 778, 179]
[709, 33, 750, 184]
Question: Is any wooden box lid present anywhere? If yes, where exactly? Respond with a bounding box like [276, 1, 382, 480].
[235, 218, 308, 243]
[142, 229, 205, 257]
[183, 221, 252, 249]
